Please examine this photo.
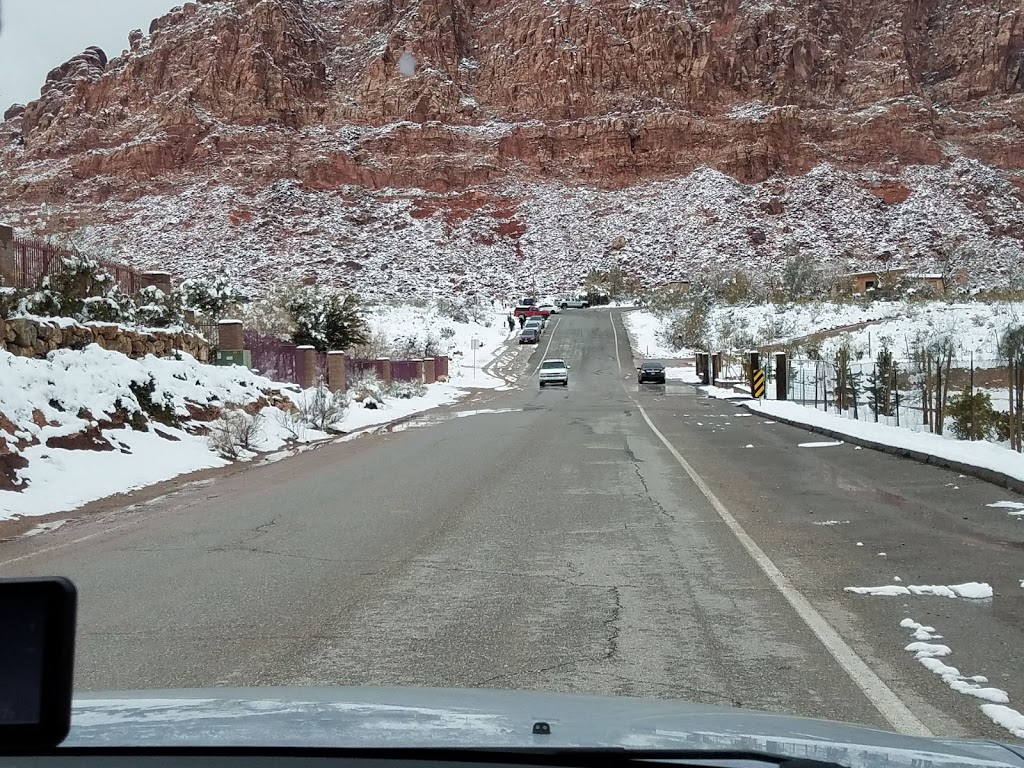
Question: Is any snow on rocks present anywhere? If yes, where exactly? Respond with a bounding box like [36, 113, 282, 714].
[900, 618, 1022, 736]
[845, 582, 993, 599]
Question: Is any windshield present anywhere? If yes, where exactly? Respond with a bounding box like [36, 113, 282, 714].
[2, 1, 1024, 764]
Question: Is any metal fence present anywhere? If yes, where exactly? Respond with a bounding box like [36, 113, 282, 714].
[781, 355, 1009, 433]
[1, 236, 145, 294]
[390, 360, 420, 382]
[245, 332, 298, 383]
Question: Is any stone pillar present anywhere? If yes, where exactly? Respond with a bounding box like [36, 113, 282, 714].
[413, 358, 425, 383]
[142, 270, 173, 294]
[375, 357, 393, 385]
[699, 353, 710, 386]
[295, 345, 317, 389]
[0, 223, 14, 285]
[423, 357, 436, 384]
[183, 309, 197, 326]
[711, 353, 721, 386]
[218, 319, 243, 351]
[435, 355, 449, 380]
[327, 351, 347, 393]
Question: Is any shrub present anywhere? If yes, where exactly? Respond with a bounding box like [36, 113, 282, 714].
[946, 387, 1002, 441]
[209, 409, 264, 459]
[296, 381, 348, 430]
[179, 275, 241, 321]
[135, 286, 184, 328]
[390, 380, 426, 399]
[129, 376, 180, 427]
[282, 284, 369, 352]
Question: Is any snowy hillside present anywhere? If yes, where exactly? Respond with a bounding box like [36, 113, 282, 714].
[11, 158, 1023, 300]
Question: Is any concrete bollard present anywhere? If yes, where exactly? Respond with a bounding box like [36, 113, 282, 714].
[375, 357, 393, 385]
[775, 352, 788, 401]
[295, 345, 317, 389]
[423, 357, 436, 384]
[327, 351, 347, 393]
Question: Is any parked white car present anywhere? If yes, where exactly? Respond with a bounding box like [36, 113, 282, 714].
[539, 358, 570, 387]
[537, 302, 560, 314]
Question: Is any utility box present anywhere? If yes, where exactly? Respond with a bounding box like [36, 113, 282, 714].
[216, 349, 251, 368]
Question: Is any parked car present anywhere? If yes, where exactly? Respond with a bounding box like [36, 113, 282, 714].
[537, 302, 560, 314]
[519, 328, 540, 344]
[539, 358, 570, 387]
[560, 298, 590, 309]
[523, 318, 545, 333]
[514, 305, 551, 318]
[637, 360, 666, 384]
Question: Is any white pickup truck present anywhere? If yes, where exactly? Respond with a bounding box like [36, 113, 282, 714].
[539, 358, 570, 387]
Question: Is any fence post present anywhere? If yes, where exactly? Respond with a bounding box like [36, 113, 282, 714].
[775, 352, 787, 400]
[295, 345, 317, 389]
[327, 351, 347, 393]
[423, 357, 436, 385]
[375, 358, 393, 385]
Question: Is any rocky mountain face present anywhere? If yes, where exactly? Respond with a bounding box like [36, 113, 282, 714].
[1, 0, 1023, 295]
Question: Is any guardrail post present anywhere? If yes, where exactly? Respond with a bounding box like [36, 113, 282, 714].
[327, 351, 347, 393]
[775, 352, 788, 400]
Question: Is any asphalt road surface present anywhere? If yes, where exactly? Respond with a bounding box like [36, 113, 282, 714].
[2, 309, 1023, 742]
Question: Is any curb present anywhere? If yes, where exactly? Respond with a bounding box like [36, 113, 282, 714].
[741, 403, 1024, 495]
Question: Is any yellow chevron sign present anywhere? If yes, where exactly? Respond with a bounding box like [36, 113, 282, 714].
[752, 369, 766, 398]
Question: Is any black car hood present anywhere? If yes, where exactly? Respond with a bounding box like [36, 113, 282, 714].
[65, 687, 1024, 768]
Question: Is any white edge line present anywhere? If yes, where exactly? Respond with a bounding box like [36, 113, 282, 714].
[533, 316, 561, 374]
[608, 312, 932, 737]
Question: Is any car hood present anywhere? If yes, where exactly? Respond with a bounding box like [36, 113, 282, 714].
[66, 687, 1023, 768]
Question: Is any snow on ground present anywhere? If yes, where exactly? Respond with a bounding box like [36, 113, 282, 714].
[899, 618, 1024, 737]
[798, 440, 844, 448]
[363, 301, 515, 390]
[986, 501, 1024, 517]
[699, 385, 752, 400]
[622, 311, 679, 358]
[1, 308, 516, 520]
[845, 583, 993, 599]
[623, 299, 1024, 367]
[664, 367, 701, 383]
[747, 399, 1024, 488]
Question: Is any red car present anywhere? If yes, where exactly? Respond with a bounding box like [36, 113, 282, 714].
[513, 305, 551, 318]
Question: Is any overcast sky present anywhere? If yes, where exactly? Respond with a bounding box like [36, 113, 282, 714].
[0, 0, 175, 107]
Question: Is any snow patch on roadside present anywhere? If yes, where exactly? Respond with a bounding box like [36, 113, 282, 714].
[846, 583, 993, 599]
[900, 618, 1021, 735]
[987, 501, 1024, 517]
[748, 400, 1024, 486]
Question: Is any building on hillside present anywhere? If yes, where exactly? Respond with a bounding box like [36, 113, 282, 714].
[833, 268, 948, 296]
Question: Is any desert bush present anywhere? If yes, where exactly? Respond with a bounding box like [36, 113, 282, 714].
[208, 408, 264, 458]
[296, 381, 348, 429]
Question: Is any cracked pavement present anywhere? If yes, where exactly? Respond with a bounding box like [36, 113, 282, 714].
[3, 309, 1023, 741]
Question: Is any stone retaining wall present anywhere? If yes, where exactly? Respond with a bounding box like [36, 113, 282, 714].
[0, 316, 210, 362]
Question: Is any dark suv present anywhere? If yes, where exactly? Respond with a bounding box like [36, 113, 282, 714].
[637, 360, 666, 384]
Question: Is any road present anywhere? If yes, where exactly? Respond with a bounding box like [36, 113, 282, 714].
[2, 309, 1023, 742]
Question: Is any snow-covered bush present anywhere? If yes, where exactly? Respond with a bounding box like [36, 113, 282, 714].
[295, 382, 347, 430]
[79, 288, 136, 324]
[134, 286, 184, 328]
[349, 372, 387, 408]
[208, 408, 264, 459]
[390, 380, 426, 399]
[280, 284, 369, 352]
[179, 275, 242, 321]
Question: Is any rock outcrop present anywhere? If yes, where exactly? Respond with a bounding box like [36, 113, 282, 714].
[0, 0, 1022, 291]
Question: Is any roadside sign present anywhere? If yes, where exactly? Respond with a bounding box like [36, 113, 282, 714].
[752, 368, 766, 398]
